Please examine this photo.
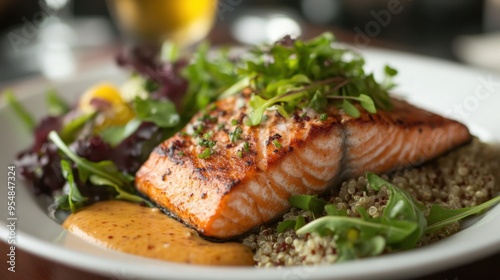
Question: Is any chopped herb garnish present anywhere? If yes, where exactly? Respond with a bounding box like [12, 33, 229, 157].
[208, 103, 217, 112]
[320, 113, 328, 121]
[237, 150, 243, 158]
[199, 138, 216, 148]
[202, 131, 213, 139]
[272, 139, 282, 149]
[231, 119, 238, 126]
[243, 141, 250, 152]
[229, 127, 243, 143]
[193, 125, 204, 136]
[198, 148, 213, 159]
[198, 113, 217, 123]
[178, 151, 185, 156]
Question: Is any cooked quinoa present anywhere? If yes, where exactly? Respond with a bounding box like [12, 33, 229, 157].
[241, 138, 500, 267]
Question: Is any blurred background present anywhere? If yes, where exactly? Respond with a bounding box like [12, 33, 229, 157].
[0, 0, 499, 84]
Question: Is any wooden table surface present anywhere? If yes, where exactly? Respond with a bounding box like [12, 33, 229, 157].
[2, 22, 499, 280]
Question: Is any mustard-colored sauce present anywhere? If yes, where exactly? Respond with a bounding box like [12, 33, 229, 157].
[63, 201, 254, 266]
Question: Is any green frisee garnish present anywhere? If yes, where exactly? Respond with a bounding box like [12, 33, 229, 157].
[165, 32, 396, 129]
[222, 33, 395, 126]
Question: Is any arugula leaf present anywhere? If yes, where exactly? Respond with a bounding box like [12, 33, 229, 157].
[289, 195, 327, 218]
[295, 215, 306, 231]
[367, 173, 426, 249]
[60, 112, 96, 143]
[426, 196, 500, 233]
[246, 95, 270, 126]
[277, 219, 296, 233]
[325, 204, 345, 216]
[218, 77, 250, 100]
[4, 90, 35, 131]
[101, 118, 142, 146]
[297, 216, 417, 244]
[46, 89, 70, 116]
[48, 131, 131, 187]
[54, 194, 71, 211]
[276, 216, 307, 233]
[60, 159, 87, 212]
[133, 97, 180, 127]
[49, 131, 152, 209]
[246, 89, 308, 126]
[89, 175, 153, 206]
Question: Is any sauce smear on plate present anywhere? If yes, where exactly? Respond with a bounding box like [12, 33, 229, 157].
[63, 201, 254, 265]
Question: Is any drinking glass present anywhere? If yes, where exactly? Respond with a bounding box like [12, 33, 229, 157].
[107, 0, 218, 47]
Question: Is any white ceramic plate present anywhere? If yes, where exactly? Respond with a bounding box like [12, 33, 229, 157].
[1, 49, 499, 280]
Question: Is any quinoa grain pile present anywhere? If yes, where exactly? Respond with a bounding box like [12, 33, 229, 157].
[242, 139, 500, 267]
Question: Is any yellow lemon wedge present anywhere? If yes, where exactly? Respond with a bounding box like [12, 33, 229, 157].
[78, 83, 135, 131]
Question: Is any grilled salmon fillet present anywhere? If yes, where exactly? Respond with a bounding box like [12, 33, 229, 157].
[135, 93, 471, 239]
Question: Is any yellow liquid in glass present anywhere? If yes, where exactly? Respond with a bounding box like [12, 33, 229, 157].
[110, 0, 218, 46]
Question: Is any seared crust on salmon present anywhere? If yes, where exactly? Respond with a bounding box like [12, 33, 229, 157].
[135, 93, 471, 239]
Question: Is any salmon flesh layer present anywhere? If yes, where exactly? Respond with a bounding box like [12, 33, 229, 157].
[135, 94, 471, 239]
